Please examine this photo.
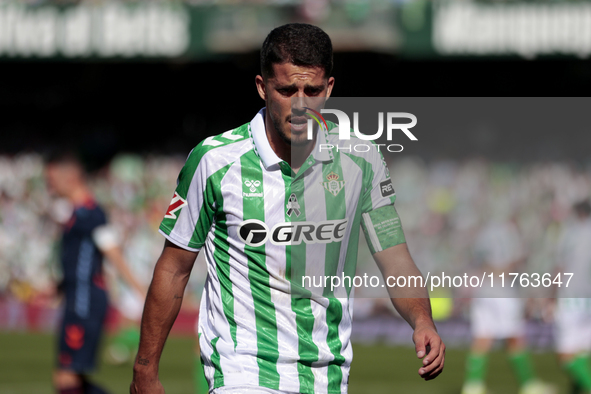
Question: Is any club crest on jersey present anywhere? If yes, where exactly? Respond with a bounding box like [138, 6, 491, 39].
[243, 179, 263, 197]
[165, 192, 187, 219]
[321, 172, 345, 197]
[286, 193, 301, 217]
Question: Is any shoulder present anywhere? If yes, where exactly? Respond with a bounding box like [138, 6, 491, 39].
[76, 202, 107, 226]
[185, 123, 252, 167]
[177, 123, 253, 188]
[326, 122, 385, 164]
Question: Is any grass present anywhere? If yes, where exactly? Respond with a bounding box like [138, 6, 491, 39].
[0, 331, 571, 394]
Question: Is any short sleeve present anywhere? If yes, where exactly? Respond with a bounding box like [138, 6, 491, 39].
[360, 147, 396, 214]
[359, 147, 405, 253]
[159, 146, 216, 252]
[92, 224, 121, 251]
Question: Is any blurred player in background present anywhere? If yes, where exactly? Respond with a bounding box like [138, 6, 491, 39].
[554, 200, 591, 394]
[45, 151, 146, 394]
[462, 215, 554, 394]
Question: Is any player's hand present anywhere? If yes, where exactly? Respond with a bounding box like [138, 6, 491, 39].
[413, 322, 445, 381]
[130, 372, 165, 394]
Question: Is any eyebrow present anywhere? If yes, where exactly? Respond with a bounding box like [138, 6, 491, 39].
[276, 82, 326, 91]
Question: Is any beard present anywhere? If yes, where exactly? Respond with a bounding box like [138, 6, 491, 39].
[270, 110, 314, 147]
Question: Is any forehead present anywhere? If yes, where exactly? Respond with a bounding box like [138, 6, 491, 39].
[45, 163, 60, 173]
[269, 62, 326, 83]
[45, 162, 79, 174]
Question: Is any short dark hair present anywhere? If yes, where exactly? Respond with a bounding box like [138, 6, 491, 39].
[260, 23, 333, 79]
[44, 147, 84, 169]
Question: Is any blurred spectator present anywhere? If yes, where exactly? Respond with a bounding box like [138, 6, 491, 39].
[553, 200, 591, 394]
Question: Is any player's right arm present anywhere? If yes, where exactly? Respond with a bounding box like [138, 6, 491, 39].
[131, 240, 198, 394]
[131, 143, 216, 394]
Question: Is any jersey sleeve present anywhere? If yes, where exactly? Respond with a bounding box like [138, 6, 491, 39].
[360, 147, 405, 254]
[360, 147, 396, 213]
[92, 224, 121, 251]
[159, 146, 216, 252]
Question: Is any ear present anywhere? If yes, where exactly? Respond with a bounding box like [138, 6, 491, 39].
[255, 75, 266, 101]
[325, 76, 335, 99]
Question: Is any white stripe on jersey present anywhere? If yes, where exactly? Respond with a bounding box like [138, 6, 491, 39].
[221, 160, 260, 386]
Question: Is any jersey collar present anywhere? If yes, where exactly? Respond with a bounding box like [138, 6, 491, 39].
[250, 107, 332, 170]
[312, 121, 333, 162]
[250, 108, 282, 170]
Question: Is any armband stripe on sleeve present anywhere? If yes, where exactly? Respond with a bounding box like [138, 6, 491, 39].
[361, 204, 406, 254]
[362, 212, 383, 253]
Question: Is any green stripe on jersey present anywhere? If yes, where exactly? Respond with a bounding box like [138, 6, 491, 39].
[288, 170, 319, 393]
[326, 298, 345, 393]
[321, 155, 346, 393]
[341, 152, 376, 296]
[240, 151, 281, 389]
[211, 337, 223, 387]
[209, 164, 238, 389]
[321, 153, 346, 296]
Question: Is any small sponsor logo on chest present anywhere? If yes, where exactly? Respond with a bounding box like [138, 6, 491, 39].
[243, 179, 263, 197]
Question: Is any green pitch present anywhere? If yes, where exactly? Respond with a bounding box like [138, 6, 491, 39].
[0, 332, 570, 394]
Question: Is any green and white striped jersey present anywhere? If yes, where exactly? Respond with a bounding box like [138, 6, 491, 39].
[159, 108, 399, 394]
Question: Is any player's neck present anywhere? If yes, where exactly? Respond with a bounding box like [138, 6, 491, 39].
[265, 123, 315, 175]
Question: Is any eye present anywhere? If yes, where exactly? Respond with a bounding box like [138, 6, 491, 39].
[277, 87, 297, 96]
[305, 87, 323, 96]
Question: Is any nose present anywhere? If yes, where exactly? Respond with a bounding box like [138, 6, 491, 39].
[291, 95, 307, 118]
[292, 95, 306, 111]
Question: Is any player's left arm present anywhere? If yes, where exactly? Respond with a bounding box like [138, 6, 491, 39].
[101, 246, 147, 298]
[359, 147, 444, 380]
[373, 243, 445, 381]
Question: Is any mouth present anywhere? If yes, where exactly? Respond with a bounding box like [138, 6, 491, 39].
[289, 116, 309, 133]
